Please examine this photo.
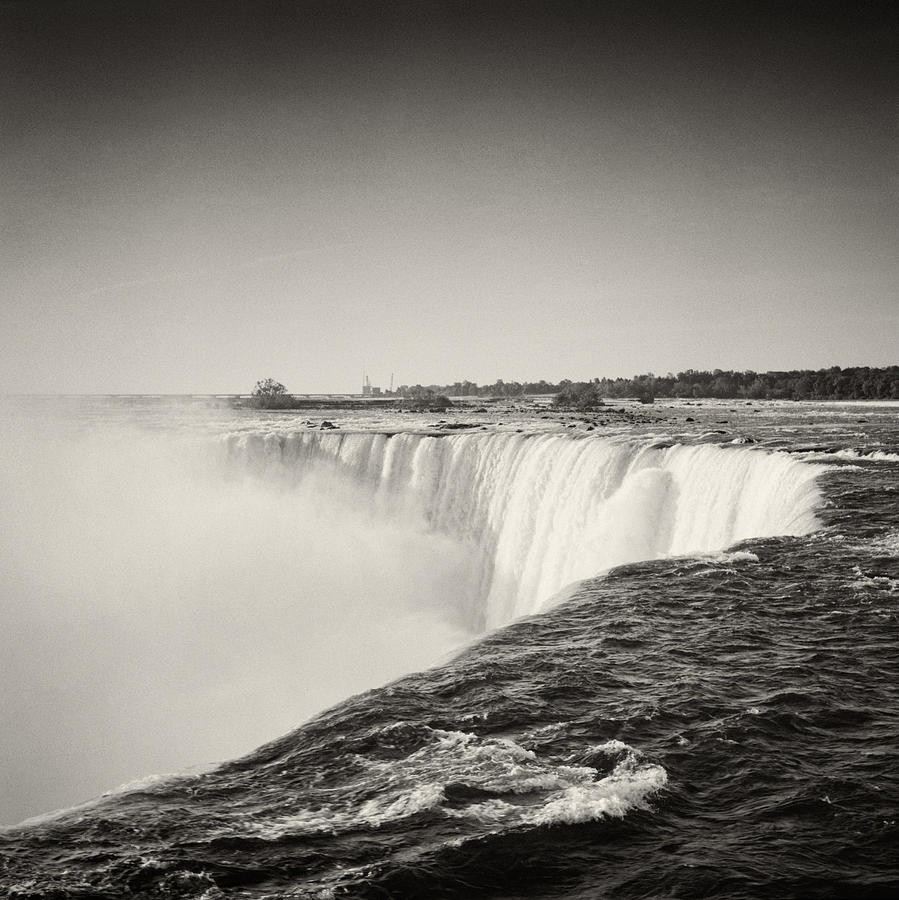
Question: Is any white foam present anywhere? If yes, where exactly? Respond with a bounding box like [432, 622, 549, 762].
[703, 550, 760, 565]
[443, 736, 667, 827]
[357, 782, 446, 824]
[850, 566, 899, 593]
[871, 530, 899, 556]
[245, 729, 667, 839]
[526, 761, 668, 825]
[800, 447, 899, 463]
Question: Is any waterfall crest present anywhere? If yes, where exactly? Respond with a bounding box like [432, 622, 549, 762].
[219, 432, 824, 628]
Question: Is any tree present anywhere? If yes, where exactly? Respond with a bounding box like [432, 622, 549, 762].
[554, 382, 604, 410]
[251, 378, 292, 409]
[398, 388, 453, 411]
[253, 378, 286, 397]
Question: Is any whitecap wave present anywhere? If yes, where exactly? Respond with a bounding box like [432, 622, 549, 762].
[243, 728, 667, 840]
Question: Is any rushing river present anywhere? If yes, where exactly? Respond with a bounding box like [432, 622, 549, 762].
[1, 397, 897, 898]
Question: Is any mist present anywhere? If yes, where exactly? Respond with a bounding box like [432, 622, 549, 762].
[0, 417, 475, 825]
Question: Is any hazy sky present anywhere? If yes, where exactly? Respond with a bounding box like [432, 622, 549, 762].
[2, 0, 896, 393]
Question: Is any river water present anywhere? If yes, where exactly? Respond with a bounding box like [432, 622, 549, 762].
[1, 397, 897, 898]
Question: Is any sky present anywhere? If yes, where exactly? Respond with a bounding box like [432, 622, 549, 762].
[2, 0, 897, 394]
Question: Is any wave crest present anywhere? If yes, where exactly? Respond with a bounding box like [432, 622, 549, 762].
[243, 727, 667, 840]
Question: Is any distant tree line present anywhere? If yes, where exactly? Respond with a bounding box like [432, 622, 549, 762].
[396, 367, 899, 401]
[396, 379, 565, 399]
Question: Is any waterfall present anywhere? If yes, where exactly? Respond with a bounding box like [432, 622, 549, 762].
[219, 432, 824, 628]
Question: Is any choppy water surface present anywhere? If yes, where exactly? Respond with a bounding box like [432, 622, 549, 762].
[1, 399, 897, 898]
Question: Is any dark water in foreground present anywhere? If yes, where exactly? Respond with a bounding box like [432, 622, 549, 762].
[2, 401, 898, 898]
